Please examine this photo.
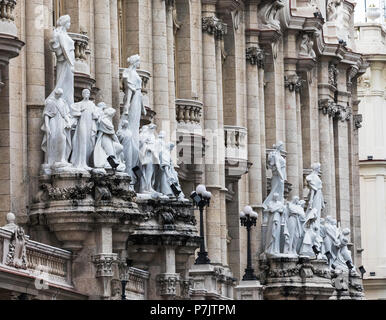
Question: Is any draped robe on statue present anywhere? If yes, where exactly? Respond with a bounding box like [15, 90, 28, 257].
[41, 97, 72, 166]
[70, 100, 101, 170]
[265, 200, 285, 256]
[48, 27, 75, 106]
[306, 171, 325, 223]
[263, 150, 286, 209]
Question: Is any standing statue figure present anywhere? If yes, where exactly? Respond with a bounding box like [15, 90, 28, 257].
[41, 88, 73, 173]
[299, 208, 323, 257]
[327, 0, 342, 22]
[93, 102, 125, 172]
[138, 124, 160, 194]
[306, 162, 325, 225]
[334, 228, 355, 273]
[155, 131, 174, 197]
[117, 120, 139, 188]
[299, 34, 316, 59]
[285, 196, 306, 255]
[263, 141, 286, 209]
[120, 54, 147, 142]
[323, 216, 340, 267]
[48, 15, 75, 107]
[265, 193, 286, 256]
[70, 89, 101, 172]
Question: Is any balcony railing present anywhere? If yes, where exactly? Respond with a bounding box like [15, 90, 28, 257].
[69, 32, 90, 75]
[0, 227, 73, 289]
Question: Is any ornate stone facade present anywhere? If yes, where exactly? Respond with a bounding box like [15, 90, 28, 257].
[0, 0, 367, 300]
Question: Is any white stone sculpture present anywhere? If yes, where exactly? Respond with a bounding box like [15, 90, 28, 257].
[334, 228, 356, 273]
[138, 124, 160, 194]
[93, 102, 125, 173]
[326, 0, 342, 22]
[258, 0, 285, 30]
[155, 131, 175, 197]
[3, 213, 27, 270]
[299, 208, 322, 257]
[265, 193, 286, 256]
[70, 89, 101, 172]
[299, 34, 316, 59]
[263, 141, 286, 209]
[117, 120, 139, 189]
[306, 162, 325, 225]
[41, 88, 73, 174]
[323, 216, 340, 266]
[285, 196, 306, 255]
[48, 15, 75, 107]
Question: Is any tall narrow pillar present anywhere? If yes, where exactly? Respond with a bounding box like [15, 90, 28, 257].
[152, 0, 171, 140]
[110, 0, 120, 126]
[94, 0, 112, 106]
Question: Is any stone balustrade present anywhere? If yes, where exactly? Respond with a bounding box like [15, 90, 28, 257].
[0, 227, 73, 289]
[69, 32, 90, 75]
[224, 126, 249, 179]
[0, 0, 16, 22]
[176, 99, 203, 129]
[224, 126, 248, 162]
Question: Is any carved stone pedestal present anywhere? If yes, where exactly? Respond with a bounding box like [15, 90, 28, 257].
[260, 256, 334, 300]
[189, 264, 235, 300]
[235, 280, 264, 300]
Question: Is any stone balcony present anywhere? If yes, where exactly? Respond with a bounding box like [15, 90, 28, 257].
[69, 32, 95, 102]
[0, 226, 84, 299]
[224, 125, 250, 179]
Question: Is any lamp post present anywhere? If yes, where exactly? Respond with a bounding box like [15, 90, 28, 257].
[240, 206, 258, 281]
[190, 184, 212, 265]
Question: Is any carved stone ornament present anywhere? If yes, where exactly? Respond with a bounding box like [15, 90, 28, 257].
[258, 0, 285, 30]
[5, 226, 27, 270]
[347, 66, 359, 92]
[157, 274, 180, 296]
[328, 62, 339, 88]
[336, 104, 352, 122]
[202, 16, 228, 39]
[92, 254, 118, 278]
[246, 46, 265, 69]
[284, 74, 303, 93]
[354, 114, 363, 129]
[327, 0, 343, 22]
[319, 99, 339, 117]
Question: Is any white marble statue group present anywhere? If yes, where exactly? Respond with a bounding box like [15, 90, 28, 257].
[40, 15, 184, 199]
[263, 141, 356, 273]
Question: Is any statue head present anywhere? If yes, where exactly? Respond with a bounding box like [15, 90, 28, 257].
[299, 200, 306, 208]
[311, 162, 321, 174]
[121, 120, 129, 129]
[54, 88, 64, 99]
[275, 141, 284, 152]
[6, 212, 16, 225]
[57, 15, 71, 30]
[97, 102, 107, 110]
[128, 54, 140, 69]
[292, 196, 300, 204]
[273, 192, 280, 201]
[158, 131, 166, 140]
[82, 89, 91, 100]
[342, 228, 350, 237]
[331, 218, 337, 226]
[149, 124, 157, 131]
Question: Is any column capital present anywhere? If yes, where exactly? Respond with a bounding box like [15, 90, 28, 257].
[318, 99, 338, 117]
[246, 46, 265, 69]
[284, 74, 303, 93]
[202, 16, 228, 39]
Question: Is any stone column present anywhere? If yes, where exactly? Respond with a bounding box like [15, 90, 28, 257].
[94, 0, 112, 106]
[284, 70, 301, 197]
[166, 1, 177, 161]
[152, 0, 171, 140]
[110, 0, 120, 126]
[201, 3, 224, 265]
[26, 0, 46, 208]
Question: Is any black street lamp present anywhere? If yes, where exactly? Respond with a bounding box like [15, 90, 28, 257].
[190, 184, 212, 265]
[240, 206, 258, 281]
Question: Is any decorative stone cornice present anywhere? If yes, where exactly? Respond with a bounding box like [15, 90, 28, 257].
[202, 16, 228, 39]
[347, 65, 359, 92]
[246, 46, 265, 69]
[353, 114, 363, 129]
[92, 253, 118, 278]
[284, 74, 303, 92]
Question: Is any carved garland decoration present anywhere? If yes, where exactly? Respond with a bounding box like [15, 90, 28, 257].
[202, 16, 228, 39]
[246, 47, 265, 69]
